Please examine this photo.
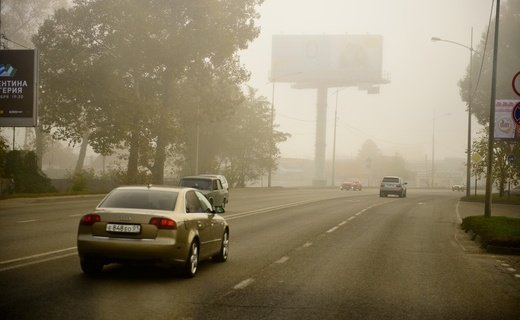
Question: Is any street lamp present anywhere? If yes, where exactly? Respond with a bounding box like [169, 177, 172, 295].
[431, 28, 474, 197]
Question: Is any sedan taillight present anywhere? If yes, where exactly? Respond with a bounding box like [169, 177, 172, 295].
[80, 213, 101, 225]
[149, 217, 177, 229]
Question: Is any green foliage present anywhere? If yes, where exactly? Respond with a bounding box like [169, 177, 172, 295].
[0, 135, 9, 178]
[471, 131, 519, 196]
[459, 2, 520, 194]
[217, 87, 290, 188]
[461, 215, 520, 248]
[68, 169, 95, 192]
[3, 151, 56, 194]
[34, 0, 265, 184]
[459, 1, 520, 125]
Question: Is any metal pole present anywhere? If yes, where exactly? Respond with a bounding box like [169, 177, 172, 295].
[195, 103, 200, 175]
[465, 28, 473, 197]
[485, 0, 500, 217]
[431, 112, 435, 188]
[268, 80, 275, 188]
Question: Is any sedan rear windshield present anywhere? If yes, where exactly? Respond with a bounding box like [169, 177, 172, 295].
[382, 177, 400, 183]
[99, 190, 178, 211]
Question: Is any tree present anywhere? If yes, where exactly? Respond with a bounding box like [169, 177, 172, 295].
[357, 139, 382, 168]
[34, 0, 264, 184]
[458, 0, 520, 193]
[0, 0, 69, 168]
[472, 131, 519, 196]
[217, 87, 289, 187]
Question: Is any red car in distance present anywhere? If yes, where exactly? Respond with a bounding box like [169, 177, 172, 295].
[340, 179, 362, 191]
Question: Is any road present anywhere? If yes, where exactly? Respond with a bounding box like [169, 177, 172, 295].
[1, 188, 519, 320]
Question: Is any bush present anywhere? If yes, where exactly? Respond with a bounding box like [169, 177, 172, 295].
[461, 216, 520, 248]
[3, 150, 56, 194]
[69, 169, 95, 192]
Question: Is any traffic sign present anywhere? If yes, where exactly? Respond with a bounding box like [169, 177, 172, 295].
[513, 71, 520, 97]
[513, 101, 520, 126]
[507, 154, 515, 165]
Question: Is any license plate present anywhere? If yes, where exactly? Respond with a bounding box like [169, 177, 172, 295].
[106, 223, 141, 233]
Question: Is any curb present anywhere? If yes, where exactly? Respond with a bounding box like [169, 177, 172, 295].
[463, 228, 520, 256]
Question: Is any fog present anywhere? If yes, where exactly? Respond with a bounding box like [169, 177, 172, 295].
[240, 0, 492, 162]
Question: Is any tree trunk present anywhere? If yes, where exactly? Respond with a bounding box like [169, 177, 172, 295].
[126, 77, 141, 184]
[35, 126, 45, 170]
[74, 131, 90, 175]
[152, 126, 166, 185]
[126, 128, 139, 184]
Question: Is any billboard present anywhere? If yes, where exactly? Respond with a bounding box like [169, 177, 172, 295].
[0, 49, 38, 127]
[270, 34, 384, 87]
[494, 99, 520, 140]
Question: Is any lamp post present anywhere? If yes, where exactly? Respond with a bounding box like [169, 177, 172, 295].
[268, 80, 276, 188]
[431, 28, 474, 197]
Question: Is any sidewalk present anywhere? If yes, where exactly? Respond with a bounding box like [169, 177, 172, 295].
[457, 200, 520, 220]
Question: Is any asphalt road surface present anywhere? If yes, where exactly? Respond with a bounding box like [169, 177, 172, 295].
[1, 188, 519, 320]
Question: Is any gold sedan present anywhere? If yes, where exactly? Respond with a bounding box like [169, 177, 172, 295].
[77, 185, 229, 277]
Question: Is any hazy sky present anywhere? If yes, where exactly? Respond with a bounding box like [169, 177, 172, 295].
[240, 0, 494, 162]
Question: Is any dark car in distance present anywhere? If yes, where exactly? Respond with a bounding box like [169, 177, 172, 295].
[179, 175, 228, 209]
[340, 179, 362, 191]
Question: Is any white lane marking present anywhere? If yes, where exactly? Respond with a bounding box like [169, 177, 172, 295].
[347, 216, 356, 221]
[0, 252, 77, 272]
[338, 221, 347, 226]
[302, 242, 312, 248]
[17, 219, 37, 223]
[0, 247, 77, 265]
[506, 268, 516, 272]
[455, 200, 463, 223]
[515, 274, 520, 279]
[326, 226, 338, 233]
[234, 278, 254, 290]
[275, 256, 290, 264]
[454, 232, 467, 252]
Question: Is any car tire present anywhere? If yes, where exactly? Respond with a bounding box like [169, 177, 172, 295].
[214, 230, 229, 263]
[184, 241, 199, 278]
[80, 258, 103, 275]
[379, 192, 385, 197]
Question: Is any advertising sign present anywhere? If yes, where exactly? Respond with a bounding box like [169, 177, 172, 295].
[494, 99, 520, 140]
[0, 49, 38, 127]
[271, 34, 384, 87]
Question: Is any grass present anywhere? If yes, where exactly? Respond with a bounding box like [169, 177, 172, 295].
[461, 216, 520, 248]
[461, 193, 520, 205]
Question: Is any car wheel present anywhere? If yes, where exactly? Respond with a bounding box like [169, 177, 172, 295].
[80, 258, 103, 275]
[184, 241, 199, 278]
[214, 230, 229, 263]
[379, 192, 384, 197]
